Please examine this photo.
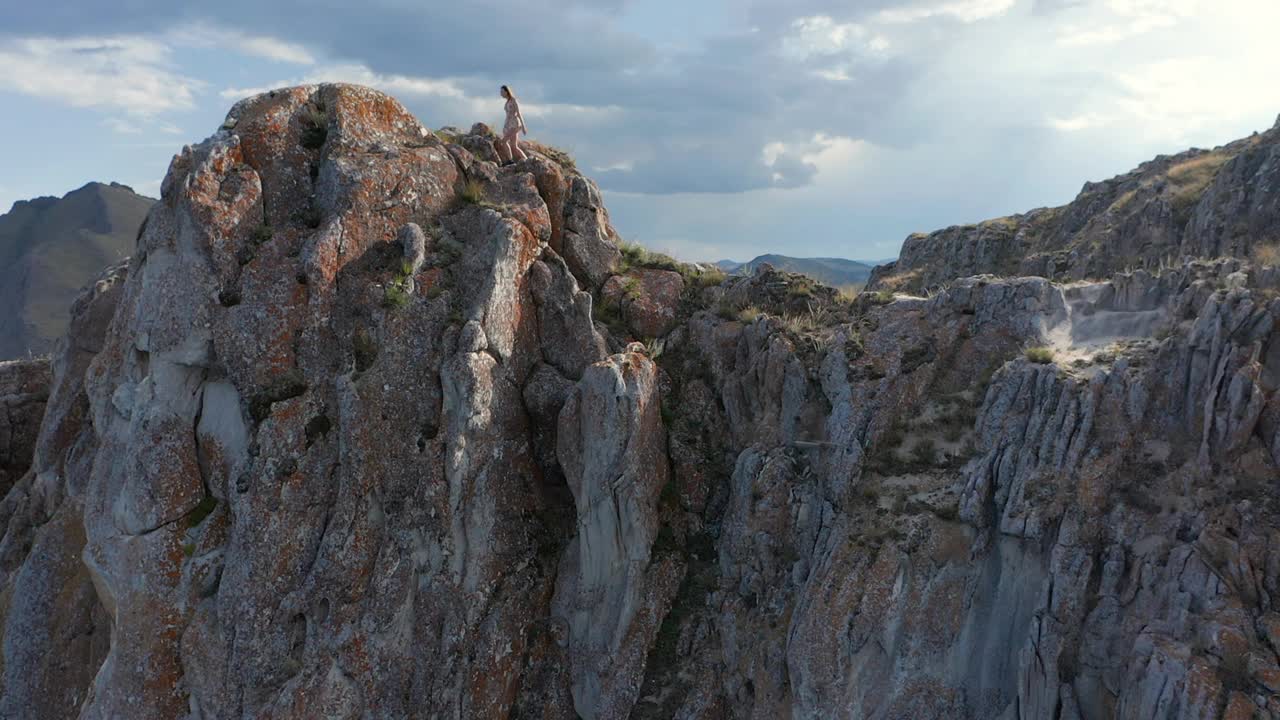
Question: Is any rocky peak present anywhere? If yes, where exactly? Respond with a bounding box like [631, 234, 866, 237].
[0, 84, 1277, 720]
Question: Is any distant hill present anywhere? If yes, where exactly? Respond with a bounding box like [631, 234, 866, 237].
[0, 182, 153, 359]
[715, 254, 888, 289]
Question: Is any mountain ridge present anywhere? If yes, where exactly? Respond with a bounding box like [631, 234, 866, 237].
[0, 181, 153, 359]
[870, 115, 1280, 293]
[714, 254, 882, 289]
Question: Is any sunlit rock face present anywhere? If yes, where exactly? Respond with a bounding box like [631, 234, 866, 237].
[0, 84, 1278, 720]
[870, 118, 1280, 295]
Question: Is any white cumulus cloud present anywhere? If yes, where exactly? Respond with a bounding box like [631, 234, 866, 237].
[0, 35, 201, 115]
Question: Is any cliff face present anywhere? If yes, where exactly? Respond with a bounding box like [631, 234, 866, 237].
[0, 85, 1277, 720]
[0, 359, 49, 497]
[0, 182, 154, 359]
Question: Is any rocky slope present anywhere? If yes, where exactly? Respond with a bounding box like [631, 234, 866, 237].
[0, 85, 1277, 720]
[0, 182, 154, 360]
[870, 118, 1280, 294]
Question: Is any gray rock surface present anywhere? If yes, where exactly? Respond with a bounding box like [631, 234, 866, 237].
[0, 261, 125, 720]
[554, 350, 680, 720]
[0, 359, 49, 496]
[1, 84, 1277, 720]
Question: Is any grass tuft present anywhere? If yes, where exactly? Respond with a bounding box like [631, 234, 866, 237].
[864, 290, 895, 305]
[685, 266, 727, 289]
[620, 276, 642, 300]
[911, 438, 938, 467]
[1024, 346, 1055, 364]
[383, 281, 411, 309]
[300, 105, 329, 150]
[459, 179, 486, 205]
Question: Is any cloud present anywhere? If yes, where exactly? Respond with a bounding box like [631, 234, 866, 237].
[0, 35, 201, 115]
[1109, 55, 1274, 145]
[1046, 113, 1107, 131]
[1, 2, 923, 195]
[1056, 0, 1200, 45]
[876, 0, 1018, 24]
[3, 0, 1279, 264]
[217, 63, 623, 136]
[168, 24, 316, 64]
[103, 117, 142, 134]
[219, 65, 476, 107]
[0, 1, 654, 87]
[780, 15, 889, 60]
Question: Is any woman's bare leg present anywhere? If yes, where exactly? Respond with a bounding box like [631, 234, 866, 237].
[504, 129, 528, 161]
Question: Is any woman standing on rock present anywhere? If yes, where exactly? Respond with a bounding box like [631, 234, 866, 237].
[499, 85, 528, 165]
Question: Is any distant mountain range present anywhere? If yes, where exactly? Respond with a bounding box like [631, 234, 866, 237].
[714, 254, 893, 289]
[0, 182, 153, 359]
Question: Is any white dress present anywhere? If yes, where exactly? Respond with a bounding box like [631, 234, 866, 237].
[503, 97, 525, 136]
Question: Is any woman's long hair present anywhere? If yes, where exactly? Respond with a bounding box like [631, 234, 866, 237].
[501, 85, 516, 100]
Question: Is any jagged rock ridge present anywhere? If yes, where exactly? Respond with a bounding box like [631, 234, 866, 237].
[871, 116, 1280, 294]
[0, 85, 1277, 720]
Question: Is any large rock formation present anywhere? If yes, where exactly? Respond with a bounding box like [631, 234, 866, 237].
[0, 85, 1278, 720]
[0, 182, 154, 359]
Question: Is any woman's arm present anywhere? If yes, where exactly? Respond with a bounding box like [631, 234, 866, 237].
[517, 103, 528, 134]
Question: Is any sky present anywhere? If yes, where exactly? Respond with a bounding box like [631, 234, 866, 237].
[1, 1, 1278, 263]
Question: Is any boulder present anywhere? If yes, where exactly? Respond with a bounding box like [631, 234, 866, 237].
[529, 254, 609, 379]
[600, 269, 684, 339]
[561, 176, 622, 289]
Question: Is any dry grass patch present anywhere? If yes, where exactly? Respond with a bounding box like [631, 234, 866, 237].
[870, 269, 921, 294]
[524, 140, 578, 172]
[1167, 152, 1231, 223]
[1167, 152, 1231, 185]
[981, 216, 1020, 232]
[1108, 188, 1139, 213]
[1252, 241, 1280, 267]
